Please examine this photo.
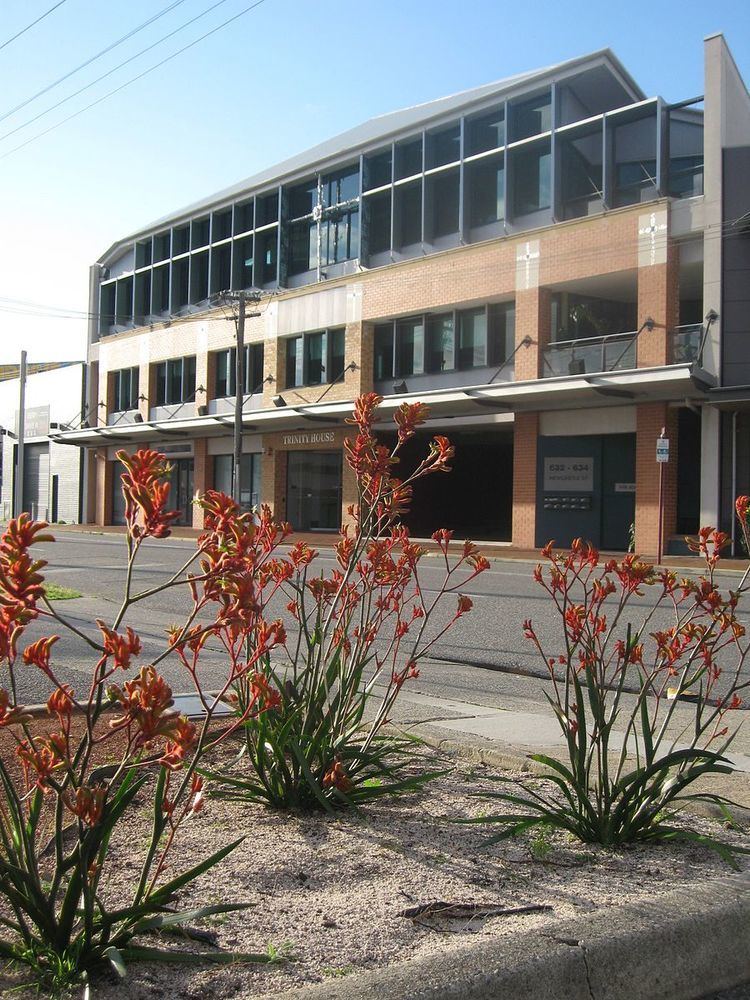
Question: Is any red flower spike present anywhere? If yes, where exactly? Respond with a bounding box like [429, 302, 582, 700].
[97, 621, 142, 670]
[23, 635, 59, 673]
[0, 688, 32, 728]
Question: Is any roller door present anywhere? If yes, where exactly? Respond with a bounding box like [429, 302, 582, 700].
[22, 444, 50, 521]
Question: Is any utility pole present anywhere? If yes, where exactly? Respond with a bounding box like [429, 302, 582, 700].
[14, 350, 27, 518]
[233, 289, 246, 506]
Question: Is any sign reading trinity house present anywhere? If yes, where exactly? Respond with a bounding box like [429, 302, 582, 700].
[282, 431, 337, 447]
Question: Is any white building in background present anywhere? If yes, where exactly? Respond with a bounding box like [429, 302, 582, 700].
[0, 362, 87, 523]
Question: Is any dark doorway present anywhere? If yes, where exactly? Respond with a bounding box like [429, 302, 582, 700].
[286, 450, 342, 532]
[676, 408, 701, 534]
[381, 428, 513, 540]
[167, 458, 194, 525]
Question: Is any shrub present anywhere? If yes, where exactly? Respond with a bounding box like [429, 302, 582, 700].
[471, 513, 750, 858]
[204, 393, 489, 810]
[0, 451, 284, 993]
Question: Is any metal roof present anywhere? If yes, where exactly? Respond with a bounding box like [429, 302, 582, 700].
[102, 48, 643, 260]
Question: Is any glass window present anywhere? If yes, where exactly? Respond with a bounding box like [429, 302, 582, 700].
[668, 115, 704, 198]
[466, 107, 505, 155]
[214, 454, 233, 496]
[152, 265, 169, 314]
[286, 336, 303, 388]
[511, 141, 551, 216]
[234, 199, 254, 234]
[153, 231, 170, 262]
[510, 91, 552, 141]
[374, 323, 394, 380]
[324, 165, 359, 206]
[364, 148, 392, 190]
[189, 250, 209, 303]
[395, 137, 423, 180]
[191, 216, 210, 249]
[216, 349, 231, 398]
[458, 308, 487, 369]
[366, 190, 391, 255]
[113, 367, 139, 411]
[329, 328, 345, 383]
[560, 128, 603, 219]
[247, 342, 264, 393]
[467, 156, 504, 228]
[211, 243, 231, 294]
[232, 235, 254, 288]
[289, 220, 317, 275]
[134, 270, 151, 321]
[426, 313, 455, 373]
[305, 331, 327, 385]
[135, 240, 152, 268]
[215, 344, 264, 397]
[171, 258, 189, 309]
[172, 224, 189, 255]
[426, 170, 459, 239]
[426, 123, 460, 168]
[289, 178, 317, 218]
[212, 208, 232, 242]
[213, 454, 260, 509]
[395, 181, 422, 247]
[488, 303, 515, 367]
[256, 229, 277, 284]
[396, 317, 424, 376]
[115, 276, 133, 325]
[256, 191, 279, 226]
[157, 356, 195, 405]
[613, 112, 657, 207]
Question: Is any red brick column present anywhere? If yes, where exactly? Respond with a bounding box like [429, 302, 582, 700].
[514, 288, 551, 381]
[637, 245, 680, 368]
[635, 403, 679, 558]
[512, 412, 539, 549]
[192, 438, 209, 529]
[95, 451, 113, 526]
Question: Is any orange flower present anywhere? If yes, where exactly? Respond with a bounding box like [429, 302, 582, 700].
[455, 595, 473, 617]
[64, 784, 106, 827]
[322, 760, 353, 793]
[23, 635, 59, 672]
[97, 620, 142, 669]
[116, 448, 182, 540]
[0, 688, 31, 728]
[160, 716, 198, 769]
[394, 401, 430, 443]
[47, 684, 74, 719]
[109, 665, 179, 743]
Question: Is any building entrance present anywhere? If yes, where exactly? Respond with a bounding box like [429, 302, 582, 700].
[286, 450, 342, 532]
[167, 458, 194, 525]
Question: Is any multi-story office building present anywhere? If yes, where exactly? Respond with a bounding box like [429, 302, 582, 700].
[56, 34, 750, 555]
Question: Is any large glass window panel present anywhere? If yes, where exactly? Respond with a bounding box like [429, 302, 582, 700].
[247, 342, 264, 393]
[215, 349, 231, 398]
[289, 178, 317, 218]
[285, 337, 303, 388]
[458, 308, 487, 369]
[214, 454, 233, 496]
[613, 112, 657, 206]
[305, 331, 327, 385]
[467, 156, 504, 227]
[426, 170, 459, 239]
[364, 148, 392, 190]
[396, 318, 424, 376]
[167, 359, 182, 404]
[560, 128, 604, 219]
[426, 313, 455, 372]
[324, 164, 359, 206]
[234, 199, 254, 234]
[395, 137, 422, 180]
[256, 229, 277, 283]
[395, 181, 422, 247]
[511, 141, 551, 216]
[286, 451, 342, 532]
[329, 328, 345, 382]
[172, 258, 189, 309]
[256, 191, 279, 226]
[240, 453, 260, 508]
[191, 216, 210, 249]
[510, 91, 552, 141]
[156, 363, 167, 406]
[466, 108, 505, 155]
[488, 303, 515, 367]
[172, 224, 189, 255]
[668, 115, 704, 197]
[212, 208, 232, 242]
[134, 270, 151, 321]
[289, 220, 317, 275]
[153, 231, 170, 262]
[374, 324, 394, 380]
[365, 191, 391, 254]
[189, 251, 209, 303]
[152, 265, 169, 313]
[115, 277, 133, 325]
[426, 123, 460, 168]
[113, 367, 139, 411]
[211, 243, 231, 294]
[232, 235, 254, 288]
[135, 240, 152, 269]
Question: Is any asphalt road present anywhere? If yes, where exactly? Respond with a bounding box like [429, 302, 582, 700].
[8, 529, 750, 715]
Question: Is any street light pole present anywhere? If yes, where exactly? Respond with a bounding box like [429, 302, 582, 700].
[14, 350, 27, 518]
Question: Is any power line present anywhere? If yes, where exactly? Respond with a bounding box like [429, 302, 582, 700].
[0, 1, 67, 52]
[0, 0, 237, 143]
[0, 0, 267, 160]
[0, 0, 190, 125]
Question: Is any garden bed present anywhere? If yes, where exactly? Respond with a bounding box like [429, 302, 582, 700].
[3, 751, 747, 999]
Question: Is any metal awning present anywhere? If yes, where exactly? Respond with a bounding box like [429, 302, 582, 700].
[50, 363, 713, 449]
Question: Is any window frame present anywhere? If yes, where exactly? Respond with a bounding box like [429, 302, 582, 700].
[283, 328, 347, 389]
[155, 355, 196, 406]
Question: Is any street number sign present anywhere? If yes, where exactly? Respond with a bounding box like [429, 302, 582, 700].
[656, 437, 670, 463]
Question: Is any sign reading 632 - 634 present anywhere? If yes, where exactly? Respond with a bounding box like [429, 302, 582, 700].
[543, 457, 594, 492]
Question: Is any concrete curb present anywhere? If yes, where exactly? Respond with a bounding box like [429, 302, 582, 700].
[268, 872, 750, 1000]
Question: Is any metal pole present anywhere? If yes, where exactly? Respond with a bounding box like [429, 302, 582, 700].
[14, 350, 27, 518]
[233, 290, 246, 505]
[657, 425, 665, 565]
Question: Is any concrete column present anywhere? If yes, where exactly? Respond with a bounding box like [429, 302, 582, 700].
[700, 405, 721, 528]
[512, 411, 539, 548]
[635, 403, 679, 558]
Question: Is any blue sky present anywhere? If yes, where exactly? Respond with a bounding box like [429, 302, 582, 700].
[1, 0, 748, 362]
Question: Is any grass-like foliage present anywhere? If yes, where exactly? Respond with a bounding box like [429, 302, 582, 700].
[469, 510, 750, 859]
[43, 582, 82, 601]
[203, 392, 488, 810]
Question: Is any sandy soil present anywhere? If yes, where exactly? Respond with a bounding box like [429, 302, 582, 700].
[1, 749, 747, 999]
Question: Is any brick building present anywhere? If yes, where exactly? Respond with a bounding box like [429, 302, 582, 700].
[55, 35, 750, 556]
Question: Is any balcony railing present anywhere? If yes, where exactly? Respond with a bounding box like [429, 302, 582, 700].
[671, 323, 703, 365]
[542, 331, 637, 378]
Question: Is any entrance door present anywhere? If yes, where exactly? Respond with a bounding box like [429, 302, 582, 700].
[600, 435, 636, 551]
[168, 458, 194, 525]
[286, 451, 342, 532]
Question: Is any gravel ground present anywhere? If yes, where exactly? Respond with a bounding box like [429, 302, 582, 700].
[1, 753, 747, 999]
